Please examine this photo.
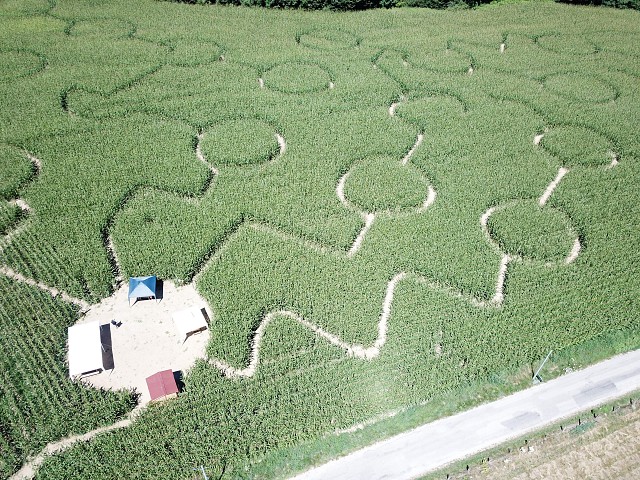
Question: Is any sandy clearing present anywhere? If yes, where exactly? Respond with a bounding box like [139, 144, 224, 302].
[77, 280, 210, 405]
[5, 90, 612, 479]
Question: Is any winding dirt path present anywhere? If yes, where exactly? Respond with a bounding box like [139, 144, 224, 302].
[401, 133, 424, 166]
[210, 272, 406, 377]
[0, 152, 93, 309]
[207, 252, 514, 379]
[8, 55, 621, 478]
[347, 213, 375, 258]
[9, 405, 144, 480]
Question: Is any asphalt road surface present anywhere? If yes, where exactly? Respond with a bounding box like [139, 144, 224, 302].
[291, 348, 640, 480]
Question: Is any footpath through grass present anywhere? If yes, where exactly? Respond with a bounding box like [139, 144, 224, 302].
[0, 0, 639, 478]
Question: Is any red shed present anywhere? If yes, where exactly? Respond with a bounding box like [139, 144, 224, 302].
[146, 369, 179, 402]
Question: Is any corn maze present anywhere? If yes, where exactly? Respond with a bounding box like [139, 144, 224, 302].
[1, 0, 639, 478]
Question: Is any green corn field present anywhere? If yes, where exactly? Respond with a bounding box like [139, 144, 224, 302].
[0, 0, 639, 478]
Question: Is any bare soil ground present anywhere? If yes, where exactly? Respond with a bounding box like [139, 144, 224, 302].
[76, 280, 211, 405]
[446, 404, 640, 480]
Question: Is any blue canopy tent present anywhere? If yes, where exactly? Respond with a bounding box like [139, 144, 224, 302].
[128, 276, 157, 306]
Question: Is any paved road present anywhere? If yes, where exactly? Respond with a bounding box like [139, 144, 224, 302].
[291, 348, 640, 480]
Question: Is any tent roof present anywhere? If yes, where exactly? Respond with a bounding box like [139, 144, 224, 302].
[146, 369, 178, 401]
[68, 321, 104, 377]
[128, 275, 156, 300]
[172, 307, 208, 342]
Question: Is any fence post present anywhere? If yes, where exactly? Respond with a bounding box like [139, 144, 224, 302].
[532, 350, 553, 383]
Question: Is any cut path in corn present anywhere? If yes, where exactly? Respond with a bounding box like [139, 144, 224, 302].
[4, 68, 625, 479]
[207, 117, 603, 379]
[9, 405, 145, 480]
[289, 348, 640, 480]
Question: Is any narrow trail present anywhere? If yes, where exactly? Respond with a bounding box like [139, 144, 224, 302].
[0, 152, 92, 309]
[275, 133, 287, 157]
[539, 167, 569, 207]
[210, 273, 406, 378]
[101, 126, 287, 291]
[530, 128, 624, 266]
[9, 198, 31, 212]
[198, 101, 507, 378]
[195, 132, 221, 176]
[1, 152, 40, 248]
[7, 54, 618, 478]
[0, 215, 32, 253]
[105, 235, 124, 285]
[401, 133, 424, 166]
[347, 213, 375, 258]
[0, 266, 90, 310]
[9, 405, 145, 480]
[336, 103, 436, 258]
[208, 254, 512, 379]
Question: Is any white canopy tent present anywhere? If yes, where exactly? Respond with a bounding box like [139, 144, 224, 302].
[68, 321, 104, 378]
[172, 307, 208, 343]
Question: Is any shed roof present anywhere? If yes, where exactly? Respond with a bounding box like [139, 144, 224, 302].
[146, 369, 178, 401]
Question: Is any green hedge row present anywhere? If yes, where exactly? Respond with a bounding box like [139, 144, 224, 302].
[556, 0, 640, 10]
[178, 0, 492, 11]
[175, 0, 640, 10]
